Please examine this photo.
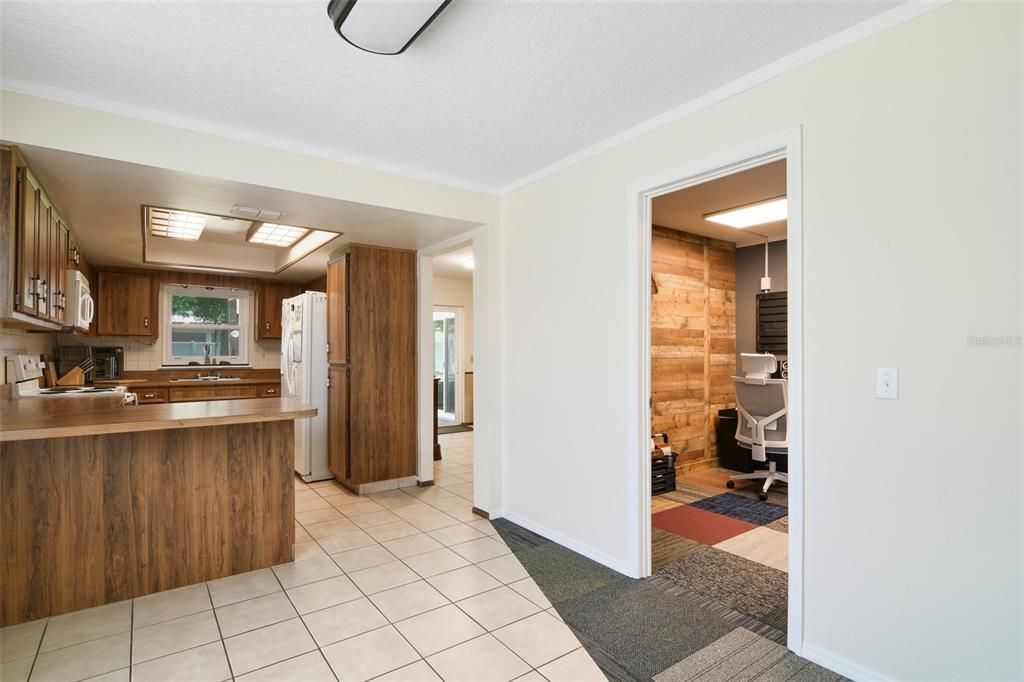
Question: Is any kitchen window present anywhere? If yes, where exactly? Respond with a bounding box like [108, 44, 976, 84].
[161, 284, 250, 366]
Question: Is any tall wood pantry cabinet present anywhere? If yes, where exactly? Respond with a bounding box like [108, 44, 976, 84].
[326, 244, 417, 490]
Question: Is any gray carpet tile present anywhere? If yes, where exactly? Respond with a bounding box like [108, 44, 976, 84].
[572, 628, 647, 682]
[653, 628, 761, 681]
[654, 547, 788, 619]
[646, 577, 786, 645]
[662, 485, 719, 505]
[493, 518, 554, 553]
[516, 542, 627, 604]
[728, 485, 788, 508]
[765, 516, 789, 534]
[652, 527, 704, 571]
[761, 603, 788, 634]
[437, 424, 473, 434]
[557, 578, 735, 680]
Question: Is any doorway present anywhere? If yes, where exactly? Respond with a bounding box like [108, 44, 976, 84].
[627, 129, 804, 653]
[433, 306, 463, 425]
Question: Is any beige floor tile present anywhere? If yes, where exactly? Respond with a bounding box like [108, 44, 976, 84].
[0, 656, 33, 682]
[39, 601, 130, 653]
[451, 537, 511, 563]
[301, 598, 388, 647]
[367, 491, 421, 510]
[456, 586, 540, 630]
[347, 560, 420, 595]
[403, 547, 471, 578]
[364, 520, 421, 542]
[428, 524, 487, 547]
[371, 659, 441, 682]
[538, 647, 605, 681]
[295, 495, 333, 513]
[427, 565, 502, 602]
[514, 672, 547, 682]
[294, 540, 330, 562]
[274, 556, 343, 589]
[382, 533, 444, 559]
[466, 518, 499, 536]
[394, 604, 485, 657]
[477, 554, 529, 584]
[208, 569, 281, 607]
[346, 510, 402, 530]
[305, 518, 360, 541]
[316, 529, 377, 554]
[216, 592, 298, 638]
[508, 578, 553, 609]
[295, 508, 345, 526]
[287, 575, 362, 615]
[369, 581, 449, 623]
[132, 609, 220, 664]
[330, 545, 398, 573]
[31, 631, 130, 682]
[405, 512, 463, 532]
[236, 650, 336, 681]
[80, 668, 130, 682]
[131, 641, 230, 682]
[425, 633, 530, 682]
[330, 499, 384, 516]
[0, 618, 47, 662]
[133, 583, 212, 630]
[713, 526, 789, 572]
[294, 527, 314, 543]
[321, 625, 419, 682]
[493, 612, 580, 667]
[224, 618, 316, 676]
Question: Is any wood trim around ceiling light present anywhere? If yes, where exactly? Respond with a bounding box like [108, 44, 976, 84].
[139, 205, 342, 276]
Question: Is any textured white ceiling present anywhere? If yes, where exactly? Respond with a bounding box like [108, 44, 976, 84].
[1, 1, 898, 190]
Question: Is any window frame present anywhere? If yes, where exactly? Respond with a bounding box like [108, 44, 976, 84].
[160, 284, 251, 366]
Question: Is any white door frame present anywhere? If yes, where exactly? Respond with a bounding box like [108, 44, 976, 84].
[625, 127, 804, 654]
[432, 304, 465, 425]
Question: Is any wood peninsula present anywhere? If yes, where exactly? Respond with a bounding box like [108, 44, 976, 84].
[0, 397, 315, 627]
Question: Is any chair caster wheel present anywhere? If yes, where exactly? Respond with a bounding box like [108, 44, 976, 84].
[726, 480, 735, 489]
[758, 491, 768, 501]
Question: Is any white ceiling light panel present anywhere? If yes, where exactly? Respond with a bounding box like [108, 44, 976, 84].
[149, 208, 208, 240]
[247, 222, 310, 247]
[704, 197, 787, 229]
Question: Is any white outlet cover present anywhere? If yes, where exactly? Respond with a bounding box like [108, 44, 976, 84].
[876, 367, 899, 400]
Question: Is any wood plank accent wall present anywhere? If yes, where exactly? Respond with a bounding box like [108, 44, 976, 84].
[651, 226, 736, 473]
[0, 421, 294, 626]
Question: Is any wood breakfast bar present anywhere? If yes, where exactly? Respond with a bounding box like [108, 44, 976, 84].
[0, 397, 316, 627]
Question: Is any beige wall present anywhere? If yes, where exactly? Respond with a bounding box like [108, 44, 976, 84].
[432, 276, 473, 372]
[499, 3, 1021, 679]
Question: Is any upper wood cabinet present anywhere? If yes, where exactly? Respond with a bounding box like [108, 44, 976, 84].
[326, 255, 348, 364]
[3, 146, 86, 329]
[256, 282, 301, 340]
[97, 271, 156, 337]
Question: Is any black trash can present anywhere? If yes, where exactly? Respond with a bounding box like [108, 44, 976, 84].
[716, 408, 752, 473]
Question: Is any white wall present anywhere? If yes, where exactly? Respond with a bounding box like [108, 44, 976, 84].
[499, 3, 1021, 680]
[432, 276, 474, 372]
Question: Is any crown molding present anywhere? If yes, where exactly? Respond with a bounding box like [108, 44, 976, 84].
[0, 78, 500, 196]
[499, 0, 954, 194]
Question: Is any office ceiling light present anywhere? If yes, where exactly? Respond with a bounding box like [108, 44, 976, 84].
[704, 196, 787, 229]
[327, 0, 451, 55]
[246, 222, 310, 247]
[149, 208, 207, 240]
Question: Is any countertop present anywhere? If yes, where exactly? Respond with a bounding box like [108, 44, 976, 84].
[0, 397, 315, 442]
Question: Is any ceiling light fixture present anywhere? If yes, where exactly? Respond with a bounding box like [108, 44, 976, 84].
[149, 208, 207, 241]
[247, 222, 310, 247]
[704, 196, 787, 229]
[327, 0, 451, 55]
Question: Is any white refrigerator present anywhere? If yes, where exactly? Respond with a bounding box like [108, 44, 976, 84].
[281, 291, 332, 481]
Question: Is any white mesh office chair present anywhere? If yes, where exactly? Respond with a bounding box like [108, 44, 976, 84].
[726, 353, 788, 501]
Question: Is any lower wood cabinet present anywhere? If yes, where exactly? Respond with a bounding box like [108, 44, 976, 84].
[327, 366, 349, 479]
[164, 384, 280, 403]
[135, 388, 168, 404]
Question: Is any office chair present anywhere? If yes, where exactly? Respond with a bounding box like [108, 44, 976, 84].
[726, 353, 788, 501]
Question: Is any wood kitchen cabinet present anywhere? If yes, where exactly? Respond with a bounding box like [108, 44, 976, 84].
[256, 282, 301, 339]
[327, 245, 416, 490]
[3, 145, 86, 329]
[97, 271, 157, 336]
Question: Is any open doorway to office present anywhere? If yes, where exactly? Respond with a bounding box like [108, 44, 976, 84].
[628, 130, 803, 652]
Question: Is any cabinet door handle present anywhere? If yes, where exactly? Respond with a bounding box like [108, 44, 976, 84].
[143, 393, 157, 399]
[143, 317, 149, 329]
[266, 321, 270, 331]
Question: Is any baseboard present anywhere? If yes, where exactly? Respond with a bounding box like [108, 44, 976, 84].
[799, 642, 891, 682]
[499, 510, 633, 576]
[471, 506, 489, 519]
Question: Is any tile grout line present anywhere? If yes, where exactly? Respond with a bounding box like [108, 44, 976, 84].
[25, 616, 49, 682]
[267, 565, 339, 682]
[207, 582, 237, 682]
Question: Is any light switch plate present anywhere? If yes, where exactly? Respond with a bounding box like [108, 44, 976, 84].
[876, 367, 899, 400]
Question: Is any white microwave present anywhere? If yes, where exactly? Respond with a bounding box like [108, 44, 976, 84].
[66, 270, 95, 332]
